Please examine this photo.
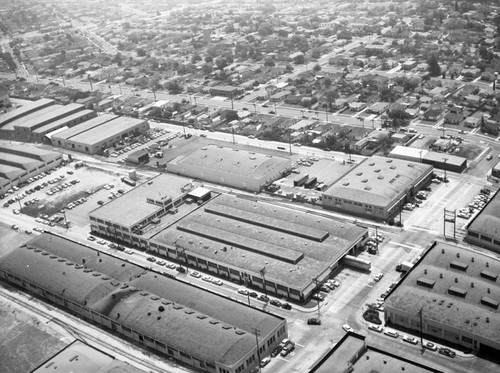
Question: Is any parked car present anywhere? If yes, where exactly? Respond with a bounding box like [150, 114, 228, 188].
[190, 271, 201, 278]
[260, 357, 271, 367]
[270, 299, 282, 307]
[438, 348, 456, 358]
[383, 329, 399, 338]
[402, 335, 418, 345]
[307, 317, 322, 325]
[368, 324, 383, 333]
[281, 302, 292, 310]
[342, 324, 354, 333]
[238, 288, 249, 296]
[424, 341, 438, 351]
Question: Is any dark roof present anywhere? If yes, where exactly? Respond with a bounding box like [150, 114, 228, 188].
[467, 189, 500, 242]
[385, 241, 500, 345]
[0, 233, 284, 366]
[151, 194, 367, 291]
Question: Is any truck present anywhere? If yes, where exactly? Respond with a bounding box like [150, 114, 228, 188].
[293, 174, 309, 187]
[121, 176, 136, 187]
[396, 261, 413, 273]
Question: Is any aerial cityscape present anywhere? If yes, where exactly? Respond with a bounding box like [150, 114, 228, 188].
[0, 0, 500, 372]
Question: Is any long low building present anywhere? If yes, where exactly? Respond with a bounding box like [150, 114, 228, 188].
[52, 114, 149, 155]
[322, 155, 434, 221]
[168, 144, 292, 192]
[0, 142, 62, 195]
[384, 241, 500, 355]
[0, 98, 54, 139]
[0, 233, 287, 373]
[390, 145, 467, 173]
[466, 189, 500, 254]
[89, 174, 369, 303]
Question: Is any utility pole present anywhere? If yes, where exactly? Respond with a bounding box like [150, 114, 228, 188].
[375, 226, 379, 255]
[88, 78, 93, 91]
[231, 125, 235, 144]
[16, 195, 22, 212]
[60, 209, 68, 229]
[419, 307, 424, 353]
[442, 158, 448, 182]
[252, 327, 262, 371]
[259, 267, 267, 301]
[312, 277, 321, 320]
[230, 92, 234, 110]
[174, 238, 188, 273]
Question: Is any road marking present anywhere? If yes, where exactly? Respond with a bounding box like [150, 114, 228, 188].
[389, 242, 421, 250]
[295, 343, 305, 348]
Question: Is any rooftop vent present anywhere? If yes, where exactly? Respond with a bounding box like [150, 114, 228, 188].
[407, 164, 414, 168]
[471, 282, 474, 288]
[343, 182, 350, 186]
[457, 253, 460, 258]
[364, 186, 372, 190]
[362, 179, 368, 183]
[374, 169, 381, 173]
[369, 163, 375, 166]
[386, 159, 393, 163]
[486, 262, 489, 267]
[471, 257, 474, 262]
[442, 248, 445, 254]
[356, 172, 363, 176]
[377, 175, 384, 180]
[390, 166, 396, 170]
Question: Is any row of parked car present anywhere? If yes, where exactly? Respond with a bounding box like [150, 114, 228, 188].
[459, 188, 493, 219]
[237, 288, 293, 310]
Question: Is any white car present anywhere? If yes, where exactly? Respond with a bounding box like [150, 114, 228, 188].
[368, 324, 383, 333]
[384, 329, 399, 338]
[424, 341, 438, 351]
[374, 273, 384, 282]
[212, 279, 223, 286]
[238, 288, 249, 295]
[402, 335, 418, 345]
[190, 271, 202, 278]
[342, 324, 354, 333]
[202, 275, 213, 282]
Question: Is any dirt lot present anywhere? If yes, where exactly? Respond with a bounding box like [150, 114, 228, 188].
[0, 295, 69, 373]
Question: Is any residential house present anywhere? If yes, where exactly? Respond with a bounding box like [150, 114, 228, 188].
[444, 106, 465, 125]
[423, 104, 445, 121]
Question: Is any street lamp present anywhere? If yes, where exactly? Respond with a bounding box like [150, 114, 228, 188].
[443, 158, 448, 182]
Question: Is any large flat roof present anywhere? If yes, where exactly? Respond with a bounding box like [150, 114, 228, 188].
[31, 340, 144, 373]
[467, 189, 500, 242]
[52, 114, 118, 140]
[0, 164, 24, 179]
[0, 143, 61, 179]
[33, 109, 95, 135]
[0, 233, 284, 366]
[90, 174, 194, 228]
[323, 155, 433, 207]
[170, 144, 291, 179]
[68, 116, 147, 145]
[385, 241, 500, 346]
[0, 98, 54, 128]
[12, 103, 84, 130]
[151, 194, 367, 291]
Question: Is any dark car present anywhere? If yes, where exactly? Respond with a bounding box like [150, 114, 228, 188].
[258, 294, 269, 302]
[438, 348, 456, 358]
[270, 299, 282, 307]
[307, 318, 322, 325]
[248, 291, 258, 298]
[176, 266, 186, 273]
[281, 302, 292, 310]
[271, 346, 282, 357]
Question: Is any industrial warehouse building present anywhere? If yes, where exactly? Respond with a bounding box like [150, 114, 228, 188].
[309, 332, 442, 373]
[149, 194, 368, 302]
[384, 241, 500, 355]
[89, 174, 368, 302]
[322, 156, 434, 221]
[168, 144, 292, 192]
[0, 98, 55, 139]
[52, 114, 149, 155]
[390, 145, 467, 173]
[0, 233, 287, 373]
[466, 189, 500, 254]
[0, 142, 62, 195]
[89, 174, 196, 249]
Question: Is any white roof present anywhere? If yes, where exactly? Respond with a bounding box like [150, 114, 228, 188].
[390, 145, 428, 161]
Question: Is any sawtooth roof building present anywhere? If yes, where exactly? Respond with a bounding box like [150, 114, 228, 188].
[0, 98, 55, 139]
[51, 114, 149, 155]
[0, 142, 62, 194]
[322, 155, 433, 221]
[89, 175, 368, 303]
[167, 144, 292, 192]
[384, 241, 500, 355]
[466, 189, 500, 254]
[0, 233, 287, 373]
[149, 193, 368, 302]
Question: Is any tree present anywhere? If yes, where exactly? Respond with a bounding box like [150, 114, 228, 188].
[222, 110, 238, 121]
[215, 57, 228, 70]
[427, 55, 441, 77]
[263, 58, 275, 67]
[313, 64, 321, 72]
[293, 54, 305, 64]
[136, 48, 147, 57]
